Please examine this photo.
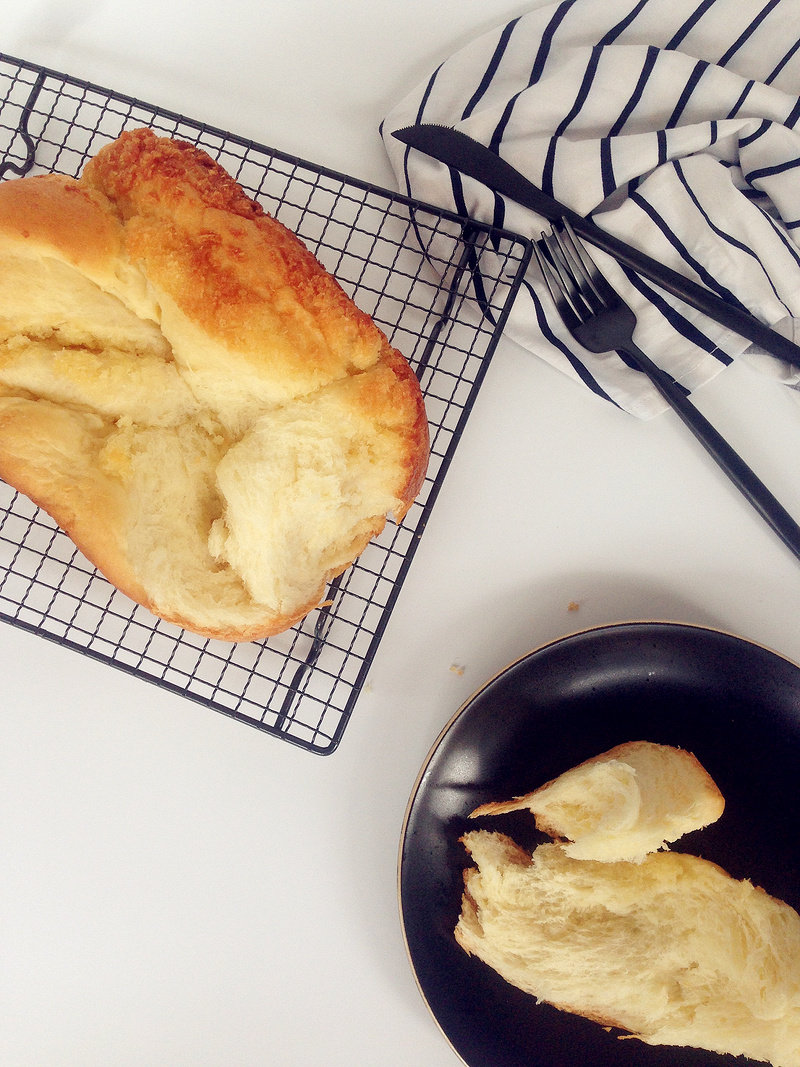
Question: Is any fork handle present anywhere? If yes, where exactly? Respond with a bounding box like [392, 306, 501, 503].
[620, 342, 800, 563]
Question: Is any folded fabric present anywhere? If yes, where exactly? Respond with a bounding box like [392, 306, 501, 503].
[382, 0, 800, 418]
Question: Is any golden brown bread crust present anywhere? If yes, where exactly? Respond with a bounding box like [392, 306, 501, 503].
[0, 128, 429, 640]
[82, 129, 393, 392]
[0, 174, 123, 270]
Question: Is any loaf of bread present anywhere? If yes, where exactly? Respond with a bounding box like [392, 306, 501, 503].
[470, 740, 725, 861]
[0, 128, 429, 641]
[456, 742, 800, 1067]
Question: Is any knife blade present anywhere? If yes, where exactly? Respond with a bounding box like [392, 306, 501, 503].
[392, 123, 800, 370]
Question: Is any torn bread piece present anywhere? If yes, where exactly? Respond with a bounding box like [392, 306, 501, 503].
[470, 740, 725, 862]
[456, 831, 800, 1067]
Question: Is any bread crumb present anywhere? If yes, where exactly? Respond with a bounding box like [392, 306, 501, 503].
[450, 663, 465, 676]
[567, 601, 580, 612]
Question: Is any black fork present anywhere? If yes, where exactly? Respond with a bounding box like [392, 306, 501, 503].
[534, 220, 800, 565]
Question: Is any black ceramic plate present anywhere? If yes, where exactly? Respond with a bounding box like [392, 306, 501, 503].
[399, 622, 800, 1067]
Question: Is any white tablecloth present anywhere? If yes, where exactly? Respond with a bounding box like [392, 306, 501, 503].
[2, 3, 800, 1066]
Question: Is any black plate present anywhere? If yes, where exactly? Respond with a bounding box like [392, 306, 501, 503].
[399, 622, 800, 1067]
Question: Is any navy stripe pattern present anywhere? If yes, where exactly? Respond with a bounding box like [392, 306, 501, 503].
[383, 0, 800, 418]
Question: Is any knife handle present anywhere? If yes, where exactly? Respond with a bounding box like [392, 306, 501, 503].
[623, 340, 800, 563]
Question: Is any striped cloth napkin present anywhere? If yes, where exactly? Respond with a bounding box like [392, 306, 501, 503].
[382, 0, 800, 418]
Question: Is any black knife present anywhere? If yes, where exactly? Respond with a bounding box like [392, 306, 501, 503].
[393, 123, 800, 369]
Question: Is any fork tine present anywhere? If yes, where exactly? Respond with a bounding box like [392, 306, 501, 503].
[550, 220, 622, 318]
[535, 220, 614, 325]
[544, 229, 588, 309]
[558, 219, 609, 306]
[558, 216, 627, 311]
[535, 228, 596, 323]
[532, 238, 583, 327]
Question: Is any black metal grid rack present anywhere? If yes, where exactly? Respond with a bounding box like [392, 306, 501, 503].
[0, 54, 532, 754]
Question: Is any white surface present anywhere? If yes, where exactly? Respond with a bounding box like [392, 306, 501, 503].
[2, 4, 800, 1066]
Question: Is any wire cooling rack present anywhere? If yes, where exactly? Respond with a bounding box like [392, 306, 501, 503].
[0, 53, 532, 754]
